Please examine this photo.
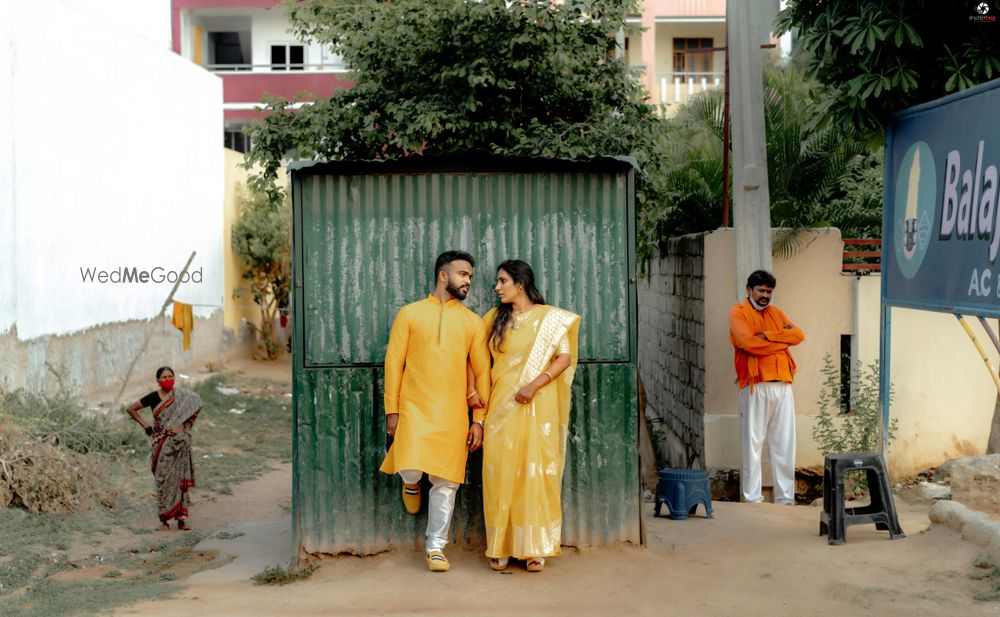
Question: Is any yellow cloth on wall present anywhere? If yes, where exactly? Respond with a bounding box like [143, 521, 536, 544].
[482, 304, 580, 560]
[379, 295, 492, 484]
[172, 301, 194, 351]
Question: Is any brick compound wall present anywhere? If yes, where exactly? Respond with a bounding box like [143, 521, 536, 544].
[638, 233, 706, 469]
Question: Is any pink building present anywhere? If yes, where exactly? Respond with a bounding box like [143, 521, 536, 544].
[627, 0, 784, 112]
[170, 0, 787, 139]
[171, 0, 352, 151]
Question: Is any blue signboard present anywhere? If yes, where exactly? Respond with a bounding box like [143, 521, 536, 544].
[884, 78, 1000, 316]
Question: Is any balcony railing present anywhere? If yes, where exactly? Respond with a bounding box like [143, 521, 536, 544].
[842, 239, 881, 273]
[657, 71, 723, 106]
[205, 63, 349, 73]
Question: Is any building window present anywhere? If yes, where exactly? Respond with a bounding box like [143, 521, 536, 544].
[271, 44, 305, 71]
[673, 38, 713, 80]
[225, 129, 251, 154]
[840, 334, 853, 414]
[209, 32, 250, 70]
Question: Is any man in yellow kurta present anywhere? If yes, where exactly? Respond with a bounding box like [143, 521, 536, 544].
[380, 250, 491, 572]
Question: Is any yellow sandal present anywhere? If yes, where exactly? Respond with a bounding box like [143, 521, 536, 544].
[426, 550, 450, 572]
[402, 482, 421, 514]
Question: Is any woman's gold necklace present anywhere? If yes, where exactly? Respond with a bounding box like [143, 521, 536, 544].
[511, 304, 535, 330]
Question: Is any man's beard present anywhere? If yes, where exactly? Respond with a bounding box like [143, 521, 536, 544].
[446, 281, 469, 301]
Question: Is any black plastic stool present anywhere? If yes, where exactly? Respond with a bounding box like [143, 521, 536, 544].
[819, 452, 905, 545]
[654, 468, 713, 520]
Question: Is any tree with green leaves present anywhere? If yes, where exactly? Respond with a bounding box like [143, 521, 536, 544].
[655, 67, 879, 242]
[243, 0, 670, 262]
[775, 1, 1000, 137]
[231, 186, 291, 360]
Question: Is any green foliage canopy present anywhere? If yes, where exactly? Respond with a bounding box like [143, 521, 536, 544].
[776, 0, 1000, 137]
[244, 0, 670, 262]
[656, 68, 880, 240]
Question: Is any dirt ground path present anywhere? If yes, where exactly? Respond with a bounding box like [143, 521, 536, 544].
[106, 356, 1000, 616]
[114, 473, 1000, 617]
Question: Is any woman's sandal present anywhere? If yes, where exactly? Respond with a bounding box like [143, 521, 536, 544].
[489, 557, 509, 571]
[526, 558, 545, 572]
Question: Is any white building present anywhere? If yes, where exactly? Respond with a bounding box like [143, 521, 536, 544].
[0, 0, 225, 395]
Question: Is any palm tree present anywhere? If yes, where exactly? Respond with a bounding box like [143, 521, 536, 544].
[658, 67, 877, 247]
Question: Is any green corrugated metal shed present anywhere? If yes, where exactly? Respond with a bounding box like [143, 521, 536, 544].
[291, 155, 641, 557]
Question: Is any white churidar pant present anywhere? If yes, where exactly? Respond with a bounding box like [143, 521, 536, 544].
[399, 469, 459, 552]
[739, 381, 796, 504]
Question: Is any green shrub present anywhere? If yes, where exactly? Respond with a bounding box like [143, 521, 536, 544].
[813, 354, 897, 455]
[813, 354, 898, 495]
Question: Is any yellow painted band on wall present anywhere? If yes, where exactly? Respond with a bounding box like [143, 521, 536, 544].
[956, 314, 1000, 396]
[194, 25, 203, 65]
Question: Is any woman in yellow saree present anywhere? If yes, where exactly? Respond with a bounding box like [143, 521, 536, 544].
[481, 260, 580, 572]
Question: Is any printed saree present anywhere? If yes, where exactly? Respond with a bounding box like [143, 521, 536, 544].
[150, 386, 203, 524]
[482, 305, 580, 559]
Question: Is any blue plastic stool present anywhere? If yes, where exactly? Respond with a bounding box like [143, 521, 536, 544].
[654, 468, 713, 520]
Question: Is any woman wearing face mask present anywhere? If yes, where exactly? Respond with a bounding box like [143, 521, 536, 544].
[124, 366, 203, 530]
[479, 260, 580, 573]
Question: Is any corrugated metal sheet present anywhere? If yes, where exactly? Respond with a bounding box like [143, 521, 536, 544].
[293, 367, 421, 555]
[293, 365, 639, 555]
[562, 363, 640, 546]
[291, 157, 640, 557]
[297, 170, 632, 365]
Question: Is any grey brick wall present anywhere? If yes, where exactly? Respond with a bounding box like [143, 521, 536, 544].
[638, 233, 706, 469]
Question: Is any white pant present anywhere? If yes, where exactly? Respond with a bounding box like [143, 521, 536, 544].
[399, 469, 459, 552]
[739, 382, 796, 504]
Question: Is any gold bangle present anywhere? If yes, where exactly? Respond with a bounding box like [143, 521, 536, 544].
[542, 371, 553, 383]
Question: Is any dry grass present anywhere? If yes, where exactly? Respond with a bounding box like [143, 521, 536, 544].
[0, 422, 117, 514]
[0, 370, 292, 615]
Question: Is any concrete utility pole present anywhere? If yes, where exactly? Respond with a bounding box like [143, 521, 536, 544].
[727, 0, 774, 299]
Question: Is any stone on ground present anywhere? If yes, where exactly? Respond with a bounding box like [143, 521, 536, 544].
[949, 454, 1000, 515]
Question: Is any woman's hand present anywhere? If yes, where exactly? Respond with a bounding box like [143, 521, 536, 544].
[514, 385, 537, 405]
[144, 425, 154, 436]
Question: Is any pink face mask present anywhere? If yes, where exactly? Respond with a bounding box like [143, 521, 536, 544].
[159, 378, 175, 391]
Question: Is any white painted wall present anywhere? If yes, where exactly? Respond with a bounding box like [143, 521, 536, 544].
[62, 0, 172, 49]
[703, 229, 854, 473]
[855, 276, 998, 475]
[250, 10, 344, 70]
[2, 0, 223, 341]
[696, 229, 999, 478]
[0, 1, 15, 334]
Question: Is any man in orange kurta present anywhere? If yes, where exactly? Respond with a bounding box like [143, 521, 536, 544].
[380, 250, 491, 572]
[729, 269, 805, 505]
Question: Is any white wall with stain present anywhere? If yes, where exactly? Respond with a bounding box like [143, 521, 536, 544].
[1, 0, 223, 341]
